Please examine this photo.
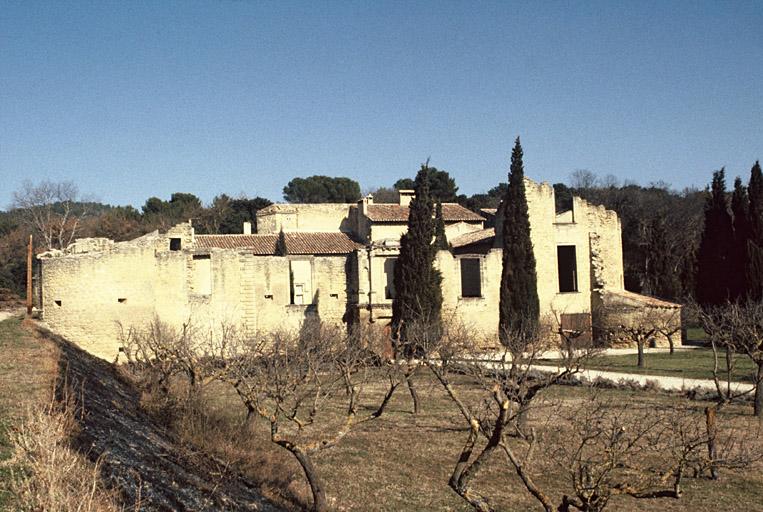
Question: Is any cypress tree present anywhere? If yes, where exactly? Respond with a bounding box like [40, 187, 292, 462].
[696, 169, 734, 306]
[499, 137, 540, 344]
[392, 164, 443, 349]
[730, 177, 751, 301]
[275, 228, 288, 256]
[747, 161, 763, 300]
[434, 202, 449, 250]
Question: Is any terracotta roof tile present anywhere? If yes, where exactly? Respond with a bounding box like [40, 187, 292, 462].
[195, 233, 360, 255]
[450, 228, 496, 248]
[365, 203, 484, 222]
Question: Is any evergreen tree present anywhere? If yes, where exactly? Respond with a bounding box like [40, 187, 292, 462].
[499, 137, 540, 344]
[275, 229, 288, 256]
[392, 164, 443, 349]
[747, 161, 763, 300]
[696, 169, 734, 306]
[730, 177, 751, 300]
[434, 202, 449, 250]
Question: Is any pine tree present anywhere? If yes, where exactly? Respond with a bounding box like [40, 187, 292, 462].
[730, 176, 751, 300]
[392, 164, 443, 349]
[696, 169, 734, 306]
[499, 137, 540, 344]
[747, 161, 763, 300]
[434, 202, 449, 250]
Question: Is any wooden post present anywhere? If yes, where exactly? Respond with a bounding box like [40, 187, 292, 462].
[26, 235, 33, 316]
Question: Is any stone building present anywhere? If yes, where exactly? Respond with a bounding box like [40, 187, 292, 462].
[37, 178, 680, 360]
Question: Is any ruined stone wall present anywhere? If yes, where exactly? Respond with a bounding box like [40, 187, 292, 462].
[40, 229, 350, 360]
[256, 204, 355, 234]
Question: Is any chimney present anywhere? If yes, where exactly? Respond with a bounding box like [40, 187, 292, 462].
[243, 221, 252, 235]
[358, 194, 374, 216]
[398, 189, 415, 207]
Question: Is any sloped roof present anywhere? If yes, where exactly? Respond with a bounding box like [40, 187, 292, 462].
[599, 289, 681, 309]
[365, 203, 484, 223]
[195, 233, 361, 255]
[450, 228, 495, 248]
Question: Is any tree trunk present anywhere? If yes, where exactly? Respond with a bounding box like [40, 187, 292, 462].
[406, 372, 420, 415]
[755, 362, 763, 419]
[668, 334, 675, 355]
[637, 339, 645, 368]
[288, 445, 329, 512]
[705, 406, 718, 480]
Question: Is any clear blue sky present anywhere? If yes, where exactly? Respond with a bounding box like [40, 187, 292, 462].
[1, 1, 761, 209]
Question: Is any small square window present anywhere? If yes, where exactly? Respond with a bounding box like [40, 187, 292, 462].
[169, 238, 182, 251]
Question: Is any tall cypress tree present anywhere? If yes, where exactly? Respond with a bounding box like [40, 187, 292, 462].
[730, 177, 751, 301]
[392, 164, 443, 348]
[747, 161, 763, 300]
[499, 137, 539, 344]
[696, 169, 734, 306]
[434, 202, 449, 250]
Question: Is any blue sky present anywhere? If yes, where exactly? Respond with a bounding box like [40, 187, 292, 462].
[1, 1, 761, 209]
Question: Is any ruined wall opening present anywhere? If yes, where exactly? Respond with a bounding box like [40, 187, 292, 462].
[191, 255, 212, 295]
[459, 258, 482, 298]
[557, 245, 578, 293]
[169, 238, 182, 251]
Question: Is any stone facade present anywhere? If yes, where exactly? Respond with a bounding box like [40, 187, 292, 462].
[38, 177, 680, 360]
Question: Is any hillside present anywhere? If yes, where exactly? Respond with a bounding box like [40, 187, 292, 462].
[0, 313, 279, 511]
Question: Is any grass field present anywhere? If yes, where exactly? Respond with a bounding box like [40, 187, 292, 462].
[170, 370, 763, 512]
[574, 348, 757, 383]
[0, 314, 59, 509]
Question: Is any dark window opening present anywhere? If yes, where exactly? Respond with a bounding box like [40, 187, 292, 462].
[557, 245, 578, 293]
[169, 238, 182, 251]
[384, 258, 397, 299]
[117, 298, 127, 303]
[460, 258, 482, 298]
[54, 300, 62, 307]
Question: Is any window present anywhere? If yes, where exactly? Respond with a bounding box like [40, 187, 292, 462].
[557, 245, 578, 293]
[289, 260, 313, 305]
[384, 258, 397, 300]
[192, 255, 212, 295]
[460, 258, 482, 298]
[169, 238, 182, 251]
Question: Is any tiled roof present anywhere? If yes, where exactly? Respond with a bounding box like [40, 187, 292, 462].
[365, 203, 484, 222]
[450, 228, 496, 248]
[600, 289, 681, 309]
[195, 233, 361, 255]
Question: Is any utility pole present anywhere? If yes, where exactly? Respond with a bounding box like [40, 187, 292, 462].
[26, 235, 33, 316]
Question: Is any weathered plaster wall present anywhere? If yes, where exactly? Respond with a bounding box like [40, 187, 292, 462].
[257, 204, 355, 234]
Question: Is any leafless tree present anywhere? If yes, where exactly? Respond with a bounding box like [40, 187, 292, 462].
[11, 180, 89, 250]
[218, 322, 390, 512]
[600, 304, 677, 367]
[418, 318, 600, 509]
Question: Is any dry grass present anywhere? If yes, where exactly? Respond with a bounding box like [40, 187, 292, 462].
[160, 371, 763, 512]
[2, 398, 122, 512]
[0, 315, 123, 512]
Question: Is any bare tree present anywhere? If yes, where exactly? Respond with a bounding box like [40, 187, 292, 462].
[12, 180, 88, 250]
[420, 319, 599, 509]
[600, 304, 678, 368]
[219, 323, 387, 512]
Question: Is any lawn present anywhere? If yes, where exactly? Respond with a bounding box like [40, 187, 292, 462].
[171, 371, 763, 512]
[575, 348, 758, 383]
